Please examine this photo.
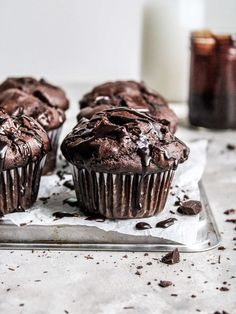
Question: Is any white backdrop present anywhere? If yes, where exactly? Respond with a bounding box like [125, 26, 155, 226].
[0, 0, 143, 83]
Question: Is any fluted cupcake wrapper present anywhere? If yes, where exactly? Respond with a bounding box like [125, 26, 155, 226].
[42, 126, 63, 175]
[0, 157, 46, 215]
[72, 167, 175, 219]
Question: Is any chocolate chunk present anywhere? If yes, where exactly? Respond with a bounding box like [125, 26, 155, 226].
[85, 213, 106, 222]
[156, 218, 177, 228]
[158, 280, 172, 288]
[218, 246, 226, 250]
[177, 200, 202, 215]
[53, 212, 78, 219]
[63, 198, 79, 207]
[224, 209, 236, 215]
[225, 219, 236, 224]
[161, 249, 180, 265]
[135, 222, 152, 230]
[63, 180, 75, 190]
[226, 144, 235, 150]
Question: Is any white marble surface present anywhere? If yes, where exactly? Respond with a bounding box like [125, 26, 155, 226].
[0, 85, 236, 314]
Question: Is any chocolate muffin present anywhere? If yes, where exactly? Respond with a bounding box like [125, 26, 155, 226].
[61, 108, 189, 219]
[0, 88, 65, 174]
[0, 77, 69, 111]
[0, 109, 50, 215]
[78, 80, 178, 133]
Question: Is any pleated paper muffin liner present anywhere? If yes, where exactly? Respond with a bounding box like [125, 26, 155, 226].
[72, 167, 175, 219]
[0, 157, 46, 215]
[42, 126, 62, 175]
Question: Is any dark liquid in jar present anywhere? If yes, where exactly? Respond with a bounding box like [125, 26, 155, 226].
[189, 31, 236, 129]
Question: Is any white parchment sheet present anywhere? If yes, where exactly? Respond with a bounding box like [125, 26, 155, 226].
[3, 140, 207, 246]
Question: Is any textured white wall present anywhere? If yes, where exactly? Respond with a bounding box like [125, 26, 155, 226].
[0, 0, 143, 83]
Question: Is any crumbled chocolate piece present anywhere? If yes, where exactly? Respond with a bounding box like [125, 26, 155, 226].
[39, 197, 50, 204]
[135, 271, 141, 276]
[53, 212, 78, 219]
[63, 198, 79, 207]
[226, 144, 235, 150]
[218, 246, 226, 251]
[156, 218, 177, 228]
[158, 280, 172, 288]
[177, 200, 202, 215]
[135, 222, 152, 230]
[161, 249, 180, 265]
[136, 266, 143, 269]
[224, 209, 236, 215]
[85, 213, 106, 222]
[225, 219, 236, 224]
[170, 294, 178, 297]
[63, 180, 75, 190]
[219, 287, 229, 291]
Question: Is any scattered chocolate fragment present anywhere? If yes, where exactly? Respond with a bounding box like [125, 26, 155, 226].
[218, 246, 226, 251]
[219, 287, 229, 291]
[39, 197, 50, 204]
[224, 209, 236, 215]
[225, 219, 236, 224]
[156, 218, 177, 229]
[177, 200, 202, 215]
[158, 280, 172, 288]
[85, 213, 106, 222]
[226, 143, 235, 150]
[135, 271, 141, 276]
[170, 294, 178, 297]
[53, 212, 78, 219]
[63, 198, 79, 207]
[63, 180, 75, 190]
[135, 222, 152, 230]
[161, 249, 180, 265]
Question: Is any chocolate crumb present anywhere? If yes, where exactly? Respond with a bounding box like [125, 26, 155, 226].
[177, 200, 202, 215]
[146, 262, 152, 266]
[225, 219, 236, 224]
[85, 213, 106, 222]
[218, 246, 226, 251]
[191, 294, 196, 298]
[226, 143, 235, 150]
[156, 218, 177, 229]
[63, 198, 79, 207]
[135, 271, 141, 276]
[53, 212, 78, 219]
[161, 249, 180, 265]
[63, 180, 75, 190]
[171, 294, 178, 297]
[224, 209, 236, 215]
[158, 280, 172, 288]
[219, 287, 229, 291]
[136, 266, 143, 269]
[135, 222, 152, 230]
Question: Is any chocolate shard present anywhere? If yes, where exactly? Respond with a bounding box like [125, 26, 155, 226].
[135, 222, 152, 230]
[161, 248, 180, 265]
[158, 280, 172, 288]
[226, 143, 235, 150]
[177, 200, 202, 215]
[225, 219, 236, 224]
[156, 217, 177, 228]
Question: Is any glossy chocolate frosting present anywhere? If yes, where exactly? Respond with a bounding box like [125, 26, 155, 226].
[0, 77, 69, 110]
[0, 89, 65, 131]
[0, 109, 50, 171]
[62, 108, 189, 174]
[78, 80, 178, 133]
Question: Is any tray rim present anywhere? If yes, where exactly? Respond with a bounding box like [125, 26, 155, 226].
[0, 181, 221, 252]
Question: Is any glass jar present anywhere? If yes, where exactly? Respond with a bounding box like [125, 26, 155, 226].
[188, 31, 236, 129]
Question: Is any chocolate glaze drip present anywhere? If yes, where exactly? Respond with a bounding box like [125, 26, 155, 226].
[78, 80, 178, 133]
[0, 89, 65, 131]
[0, 109, 50, 171]
[61, 108, 189, 174]
[0, 77, 69, 110]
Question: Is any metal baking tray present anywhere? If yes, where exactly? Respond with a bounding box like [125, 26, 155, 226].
[0, 181, 221, 252]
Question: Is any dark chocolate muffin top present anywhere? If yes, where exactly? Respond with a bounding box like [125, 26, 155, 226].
[61, 108, 189, 174]
[0, 109, 50, 171]
[0, 89, 65, 131]
[78, 80, 178, 133]
[0, 77, 69, 110]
